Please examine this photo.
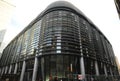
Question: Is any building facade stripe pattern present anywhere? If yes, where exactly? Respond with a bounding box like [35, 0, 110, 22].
[0, 1, 119, 81]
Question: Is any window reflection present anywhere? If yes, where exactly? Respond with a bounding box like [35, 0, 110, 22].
[40, 11, 80, 55]
[56, 50, 61, 53]
[56, 46, 61, 49]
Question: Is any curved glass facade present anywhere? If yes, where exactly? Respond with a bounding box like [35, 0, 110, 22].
[39, 11, 80, 55]
[0, 1, 119, 81]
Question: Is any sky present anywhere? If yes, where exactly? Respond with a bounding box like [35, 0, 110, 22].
[2, 0, 120, 62]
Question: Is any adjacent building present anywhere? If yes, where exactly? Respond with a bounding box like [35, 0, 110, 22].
[0, 0, 15, 57]
[0, 0, 15, 30]
[0, 29, 6, 58]
[0, 30, 6, 47]
[0, 1, 119, 81]
[114, 0, 120, 18]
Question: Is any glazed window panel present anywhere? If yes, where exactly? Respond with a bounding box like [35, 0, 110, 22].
[40, 10, 80, 55]
[56, 50, 61, 53]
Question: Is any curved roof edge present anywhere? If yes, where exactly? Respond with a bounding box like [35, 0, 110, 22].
[37, 1, 111, 44]
[44, 1, 96, 25]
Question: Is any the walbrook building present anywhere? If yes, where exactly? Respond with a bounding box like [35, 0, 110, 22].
[0, 1, 119, 81]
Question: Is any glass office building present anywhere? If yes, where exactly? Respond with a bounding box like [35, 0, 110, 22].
[0, 1, 119, 81]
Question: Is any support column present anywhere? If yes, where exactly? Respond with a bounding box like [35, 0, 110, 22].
[41, 58, 44, 81]
[32, 57, 38, 81]
[1, 67, 4, 75]
[80, 56, 85, 75]
[95, 61, 99, 75]
[8, 65, 12, 74]
[20, 61, 26, 81]
[104, 64, 108, 76]
[110, 67, 113, 76]
[0, 68, 1, 76]
[5, 66, 8, 74]
[14, 63, 18, 74]
[0, 68, 1, 74]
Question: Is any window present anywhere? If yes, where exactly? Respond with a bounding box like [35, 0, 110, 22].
[56, 46, 61, 49]
[57, 43, 61, 45]
[56, 50, 61, 53]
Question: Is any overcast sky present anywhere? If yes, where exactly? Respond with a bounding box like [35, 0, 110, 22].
[3, 0, 120, 62]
